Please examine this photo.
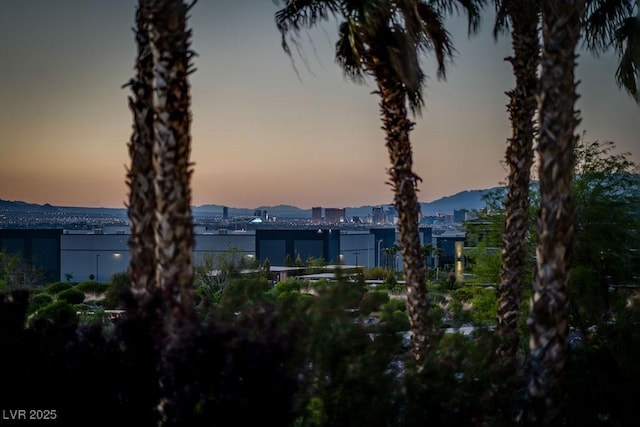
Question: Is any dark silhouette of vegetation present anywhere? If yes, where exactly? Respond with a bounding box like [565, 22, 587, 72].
[2, 260, 640, 425]
[56, 287, 85, 305]
[76, 280, 109, 294]
[27, 292, 53, 314]
[465, 137, 640, 423]
[45, 281, 72, 295]
[96, 272, 133, 310]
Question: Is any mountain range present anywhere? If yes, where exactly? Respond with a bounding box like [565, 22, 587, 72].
[0, 187, 501, 219]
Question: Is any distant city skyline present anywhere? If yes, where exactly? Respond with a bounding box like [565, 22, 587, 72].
[0, 185, 490, 213]
[1, 1, 637, 210]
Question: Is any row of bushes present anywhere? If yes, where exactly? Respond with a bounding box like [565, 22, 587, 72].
[24, 275, 129, 329]
[3, 271, 639, 426]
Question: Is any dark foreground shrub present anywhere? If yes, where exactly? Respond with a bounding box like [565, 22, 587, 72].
[28, 292, 53, 314]
[102, 272, 132, 309]
[76, 280, 109, 294]
[359, 290, 390, 315]
[45, 281, 71, 295]
[1, 289, 301, 427]
[27, 300, 79, 333]
[57, 288, 86, 305]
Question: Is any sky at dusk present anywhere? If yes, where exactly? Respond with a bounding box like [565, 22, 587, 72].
[1, 1, 638, 210]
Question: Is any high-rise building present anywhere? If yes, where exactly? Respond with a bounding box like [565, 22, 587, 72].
[386, 205, 397, 224]
[312, 207, 322, 223]
[324, 208, 346, 223]
[454, 209, 468, 224]
[372, 206, 385, 224]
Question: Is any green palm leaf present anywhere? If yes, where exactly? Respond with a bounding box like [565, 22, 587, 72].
[614, 16, 640, 101]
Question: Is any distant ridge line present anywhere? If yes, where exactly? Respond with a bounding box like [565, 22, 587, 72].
[0, 187, 502, 219]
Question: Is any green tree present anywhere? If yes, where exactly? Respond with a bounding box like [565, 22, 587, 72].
[469, 138, 638, 421]
[572, 139, 640, 310]
[218, 277, 271, 322]
[388, 242, 400, 276]
[359, 290, 390, 316]
[420, 243, 433, 269]
[293, 278, 402, 425]
[465, 241, 503, 285]
[306, 256, 326, 267]
[472, 137, 638, 297]
[432, 246, 444, 281]
[275, 0, 485, 364]
[0, 251, 45, 290]
[103, 272, 132, 309]
[193, 247, 254, 315]
[193, 253, 223, 312]
[284, 253, 294, 267]
[0, 251, 20, 290]
[463, 191, 515, 269]
[382, 247, 391, 270]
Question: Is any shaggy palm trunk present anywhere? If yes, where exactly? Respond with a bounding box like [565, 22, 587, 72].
[127, 0, 158, 317]
[496, 1, 539, 361]
[374, 65, 429, 364]
[147, 0, 196, 424]
[526, 0, 584, 423]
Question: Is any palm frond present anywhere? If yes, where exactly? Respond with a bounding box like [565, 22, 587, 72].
[275, 0, 342, 55]
[493, 0, 511, 38]
[583, 0, 634, 52]
[335, 19, 367, 82]
[342, 0, 387, 19]
[367, 22, 425, 113]
[388, 24, 423, 92]
[430, 0, 486, 35]
[416, 1, 453, 79]
[453, 0, 486, 34]
[276, 0, 465, 112]
[614, 16, 640, 102]
[396, 0, 424, 43]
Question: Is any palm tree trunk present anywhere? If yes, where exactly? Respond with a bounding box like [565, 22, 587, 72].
[127, 0, 158, 318]
[148, 0, 196, 349]
[147, 0, 196, 424]
[373, 65, 430, 365]
[496, 0, 539, 361]
[526, 0, 585, 423]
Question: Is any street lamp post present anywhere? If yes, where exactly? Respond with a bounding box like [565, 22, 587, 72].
[96, 254, 100, 282]
[354, 252, 359, 268]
